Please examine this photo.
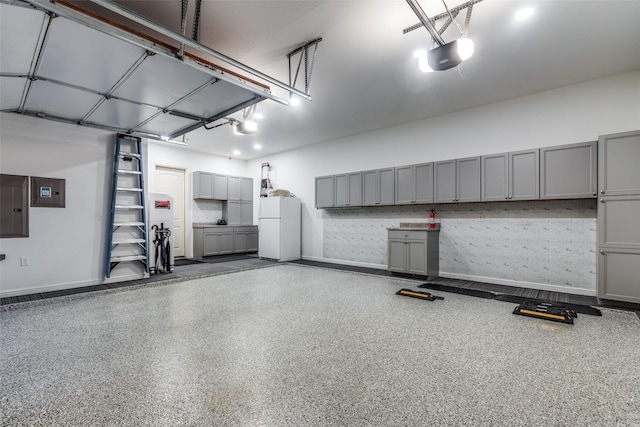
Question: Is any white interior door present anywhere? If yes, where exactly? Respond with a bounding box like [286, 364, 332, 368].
[153, 166, 186, 258]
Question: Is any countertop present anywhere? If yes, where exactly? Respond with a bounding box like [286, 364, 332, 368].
[193, 223, 230, 229]
[387, 223, 440, 231]
[193, 223, 257, 229]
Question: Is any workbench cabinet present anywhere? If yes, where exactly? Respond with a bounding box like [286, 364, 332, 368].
[387, 228, 439, 277]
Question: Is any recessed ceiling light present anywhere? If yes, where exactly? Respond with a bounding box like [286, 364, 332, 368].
[253, 143, 262, 150]
[233, 149, 241, 155]
[254, 113, 264, 120]
[289, 96, 301, 106]
[515, 7, 534, 21]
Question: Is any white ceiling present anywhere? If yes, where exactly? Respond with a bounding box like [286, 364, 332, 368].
[11, 1, 640, 159]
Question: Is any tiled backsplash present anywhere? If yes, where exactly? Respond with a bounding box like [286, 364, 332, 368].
[323, 200, 597, 291]
[192, 199, 224, 223]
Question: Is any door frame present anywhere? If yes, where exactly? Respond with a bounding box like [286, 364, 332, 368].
[153, 164, 191, 258]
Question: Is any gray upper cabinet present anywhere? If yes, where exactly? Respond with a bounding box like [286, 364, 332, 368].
[457, 157, 481, 202]
[193, 171, 227, 200]
[434, 160, 456, 203]
[363, 168, 394, 206]
[335, 172, 362, 207]
[540, 141, 597, 199]
[228, 176, 252, 201]
[224, 200, 253, 225]
[510, 150, 539, 200]
[435, 157, 480, 203]
[240, 177, 253, 200]
[482, 150, 539, 201]
[598, 130, 640, 197]
[395, 163, 433, 204]
[315, 175, 335, 208]
[481, 153, 508, 201]
[212, 174, 228, 200]
[193, 171, 213, 199]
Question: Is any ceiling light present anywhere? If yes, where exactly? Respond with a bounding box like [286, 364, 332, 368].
[515, 7, 534, 21]
[289, 95, 301, 106]
[456, 38, 474, 61]
[253, 143, 262, 150]
[254, 113, 264, 120]
[233, 149, 241, 156]
[233, 120, 257, 135]
[414, 49, 432, 73]
[160, 135, 169, 141]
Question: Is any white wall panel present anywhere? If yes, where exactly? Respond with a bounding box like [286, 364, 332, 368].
[0, 77, 27, 110]
[112, 55, 213, 108]
[0, 4, 45, 74]
[38, 18, 146, 92]
[24, 80, 102, 118]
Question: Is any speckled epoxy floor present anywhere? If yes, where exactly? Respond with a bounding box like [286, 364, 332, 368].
[2, 264, 639, 426]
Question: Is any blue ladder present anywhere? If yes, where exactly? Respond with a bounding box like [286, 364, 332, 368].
[105, 134, 149, 278]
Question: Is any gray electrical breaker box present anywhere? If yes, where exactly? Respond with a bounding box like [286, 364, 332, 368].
[31, 176, 65, 208]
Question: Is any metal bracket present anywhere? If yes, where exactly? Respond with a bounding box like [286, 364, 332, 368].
[403, 0, 483, 40]
[287, 38, 322, 97]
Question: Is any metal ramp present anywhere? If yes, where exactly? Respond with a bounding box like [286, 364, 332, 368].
[106, 134, 148, 278]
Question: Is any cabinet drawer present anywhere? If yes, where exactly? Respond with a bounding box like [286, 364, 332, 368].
[388, 230, 428, 240]
[204, 227, 232, 235]
[233, 226, 258, 234]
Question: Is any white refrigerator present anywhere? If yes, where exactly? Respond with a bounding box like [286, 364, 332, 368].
[258, 197, 301, 261]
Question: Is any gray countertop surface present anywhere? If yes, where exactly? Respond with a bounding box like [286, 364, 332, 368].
[193, 223, 257, 229]
[387, 223, 440, 231]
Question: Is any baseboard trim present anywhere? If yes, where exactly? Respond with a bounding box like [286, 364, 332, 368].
[300, 256, 387, 271]
[0, 273, 146, 298]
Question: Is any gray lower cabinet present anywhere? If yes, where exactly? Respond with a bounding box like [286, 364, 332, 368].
[193, 227, 234, 259]
[482, 149, 539, 201]
[387, 229, 439, 277]
[540, 141, 597, 199]
[335, 172, 362, 207]
[395, 163, 433, 204]
[598, 130, 640, 303]
[434, 157, 480, 203]
[194, 225, 258, 259]
[315, 175, 335, 208]
[233, 226, 258, 253]
[363, 168, 394, 206]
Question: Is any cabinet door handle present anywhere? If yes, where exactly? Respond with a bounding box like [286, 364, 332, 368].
[600, 250, 605, 255]
[599, 198, 605, 203]
[600, 190, 605, 194]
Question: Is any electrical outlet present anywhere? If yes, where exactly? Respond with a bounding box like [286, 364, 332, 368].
[20, 256, 30, 266]
[479, 213, 484, 222]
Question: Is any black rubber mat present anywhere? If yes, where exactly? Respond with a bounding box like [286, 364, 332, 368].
[419, 282, 602, 316]
[418, 283, 497, 300]
[174, 258, 203, 266]
[497, 294, 602, 316]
